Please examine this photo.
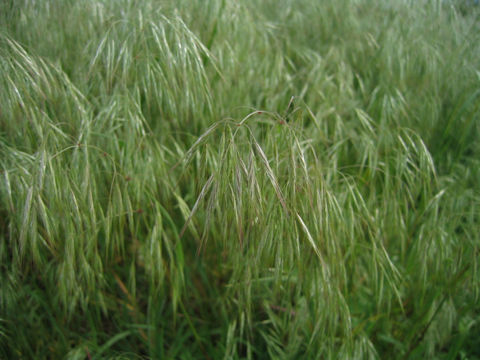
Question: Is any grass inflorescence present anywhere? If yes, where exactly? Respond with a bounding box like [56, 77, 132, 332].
[1, 0, 479, 358]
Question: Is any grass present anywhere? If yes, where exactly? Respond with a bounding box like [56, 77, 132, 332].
[0, 0, 479, 358]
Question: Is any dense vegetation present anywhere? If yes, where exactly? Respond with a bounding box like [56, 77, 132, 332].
[1, 0, 479, 358]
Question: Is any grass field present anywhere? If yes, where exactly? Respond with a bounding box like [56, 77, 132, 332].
[1, 0, 479, 358]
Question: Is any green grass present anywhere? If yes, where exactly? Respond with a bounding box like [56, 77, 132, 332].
[1, 0, 479, 358]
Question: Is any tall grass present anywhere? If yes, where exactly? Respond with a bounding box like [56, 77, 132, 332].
[1, 0, 479, 358]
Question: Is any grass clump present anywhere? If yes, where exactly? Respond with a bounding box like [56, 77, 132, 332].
[1, 0, 479, 358]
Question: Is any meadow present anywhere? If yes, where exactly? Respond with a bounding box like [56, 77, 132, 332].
[1, 0, 479, 358]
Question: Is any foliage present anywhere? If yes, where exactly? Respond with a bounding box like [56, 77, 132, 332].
[0, 0, 479, 358]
